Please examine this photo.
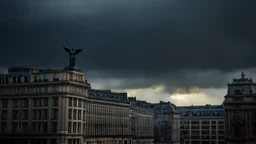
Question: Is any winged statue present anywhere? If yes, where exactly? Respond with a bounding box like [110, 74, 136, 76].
[63, 46, 83, 67]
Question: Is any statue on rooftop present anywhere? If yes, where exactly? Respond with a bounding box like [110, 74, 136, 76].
[63, 46, 83, 67]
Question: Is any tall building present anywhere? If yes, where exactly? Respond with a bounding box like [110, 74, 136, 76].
[129, 97, 154, 144]
[153, 101, 180, 144]
[223, 72, 256, 144]
[0, 66, 90, 144]
[176, 105, 224, 144]
[86, 89, 132, 144]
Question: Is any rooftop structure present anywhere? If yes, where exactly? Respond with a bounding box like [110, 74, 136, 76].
[176, 104, 224, 117]
[88, 89, 129, 104]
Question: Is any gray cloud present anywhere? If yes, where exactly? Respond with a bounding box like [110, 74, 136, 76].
[1, 0, 256, 92]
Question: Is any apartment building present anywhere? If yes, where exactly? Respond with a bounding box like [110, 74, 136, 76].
[85, 89, 132, 144]
[176, 105, 225, 144]
[129, 97, 154, 144]
[153, 101, 180, 144]
[0, 66, 90, 144]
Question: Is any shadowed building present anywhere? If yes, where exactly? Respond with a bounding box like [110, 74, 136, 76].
[223, 73, 256, 144]
[153, 101, 180, 144]
[85, 89, 132, 144]
[176, 105, 224, 144]
[0, 66, 90, 144]
[129, 97, 154, 144]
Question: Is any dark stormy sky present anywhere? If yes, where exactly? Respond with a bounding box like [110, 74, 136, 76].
[1, 0, 256, 105]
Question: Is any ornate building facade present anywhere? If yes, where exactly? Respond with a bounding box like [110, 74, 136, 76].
[129, 97, 154, 144]
[86, 89, 132, 144]
[223, 73, 256, 144]
[176, 105, 224, 144]
[153, 101, 180, 144]
[0, 66, 90, 144]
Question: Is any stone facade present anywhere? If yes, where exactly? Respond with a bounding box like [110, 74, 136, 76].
[223, 72, 256, 144]
[129, 97, 154, 144]
[153, 101, 180, 144]
[177, 105, 225, 144]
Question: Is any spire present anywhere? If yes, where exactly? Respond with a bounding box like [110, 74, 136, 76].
[241, 72, 245, 79]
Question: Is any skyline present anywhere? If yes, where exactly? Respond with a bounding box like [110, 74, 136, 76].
[1, 0, 256, 105]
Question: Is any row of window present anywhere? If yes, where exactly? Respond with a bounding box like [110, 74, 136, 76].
[0, 97, 58, 109]
[0, 86, 86, 95]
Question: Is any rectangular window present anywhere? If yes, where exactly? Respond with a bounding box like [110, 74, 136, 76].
[73, 110, 77, 120]
[12, 110, 18, 120]
[73, 98, 77, 107]
[83, 111, 86, 121]
[68, 122, 72, 133]
[43, 122, 48, 133]
[13, 99, 19, 108]
[78, 123, 81, 133]
[78, 99, 82, 107]
[43, 98, 48, 107]
[21, 122, 28, 132]
[78, 110, 81, 120]
[22, 110, 28, 120]
[53, 97, 58, 106]
[52, 109, 58, 119]
[1, 122, 7, 132]
[69, 97, 72, 107]
[2, 99, 8, 108]
[69, 109, 72, 120]
[12, 122, 18, 132]
[52, 122, 58, 133]
[43, 109, 48, 119]
[53, 73, 59, 81]
[1, 110, 7, 120]
[73, 122, 76, 133]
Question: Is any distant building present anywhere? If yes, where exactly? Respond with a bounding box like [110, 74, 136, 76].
[153, 101, 180, 144]
[0, 66, 90, 144]
[86, 89, 132, 144]
[176, 105, 225, 144]
[129, 97, 154, 144]
[223, 72, 256, 144]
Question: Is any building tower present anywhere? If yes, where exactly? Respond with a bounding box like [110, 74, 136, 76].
[223, 72, 256, 144]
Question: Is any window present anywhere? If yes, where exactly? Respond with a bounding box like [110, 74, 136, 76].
[69, 98, 72, 107]
[37, 98, 41, 107]
[1, 110, 7, 120]
[43, 122, 48, 133]
[39, 74, 43, 82]
[37, 110, 42, 119]
[78, 110, 81, 120]
[13, 99, 19, 108]
[73, 98, 77, 107]
[69, 109, 72, 120]
[21, 122, 28, 132]
[1, 122, 7, 132]
[73, 122, 77, 133]
[32, 110, 36, 120]
[52, 109, 58, 119]
[44, 74, 49, 82]
[12, 122, 18, 132]
[53, 97, 58, 106]
[34, 75, 38, 82]
[53, 73, 59, 81]
[78, 99, 82, 107]
[73, 110, 77, 120]
[43, 109, 48, 119]
[12, 110, 18, 120]
[2, 99, 8, 108]
[52, 122, 58, 133]
[68, 122, 72, 133]
[22, 110, 28, 120]
[43, 98, 48, 107]
[78, 123, 81, 133]
[233, 124, 243, 137]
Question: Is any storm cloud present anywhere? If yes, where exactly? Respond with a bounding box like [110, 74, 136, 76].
[1, 0, 256, 96]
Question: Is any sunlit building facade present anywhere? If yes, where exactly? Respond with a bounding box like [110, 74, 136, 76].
[129, 97, 154, 144]
[176, 105, 224, 144]
[223, 72, 256, 144]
